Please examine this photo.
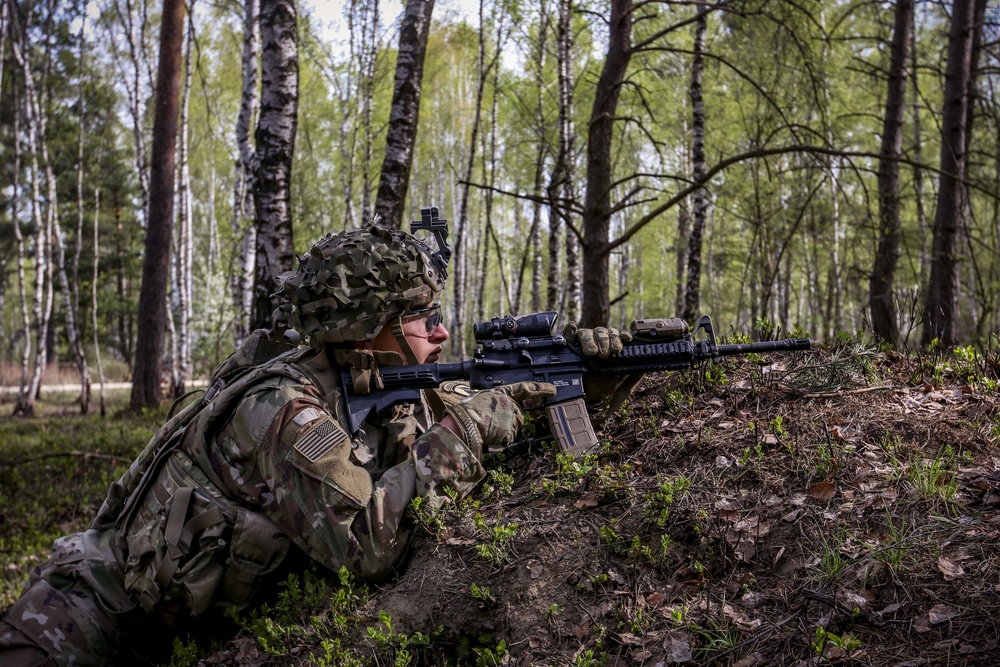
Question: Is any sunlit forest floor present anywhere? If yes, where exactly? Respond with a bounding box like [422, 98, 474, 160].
[1, 342, 999, 666]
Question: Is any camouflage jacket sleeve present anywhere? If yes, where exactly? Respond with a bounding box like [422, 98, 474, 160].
[213, 380, 484, 581]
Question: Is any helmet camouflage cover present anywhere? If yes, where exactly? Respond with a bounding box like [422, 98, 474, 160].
[274, 223, 447, 344]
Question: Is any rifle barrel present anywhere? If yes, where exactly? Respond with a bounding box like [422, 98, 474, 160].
[715, 338, 812, 356]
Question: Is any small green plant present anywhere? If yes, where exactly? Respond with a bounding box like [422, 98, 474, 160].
[408, 495, 445, 536]
[812, 626, 862, 661]
[168, 637, 199, 667]
[641, 475, 691, 529]
[546, 603, 562, 618]
[470, 582, 496, 606]
[770, 414, 787, 438]
[473, 512, 520, 566]
[693, 614, 741, 657]
[472, 639, 508, 667]
[366, 610, 430, 667]
[571, 648, 608, 667]
[876, 512, 909, 574]
[483, 469, 515, 498]
[813, 531, 849, 584]
[908, 446, 959, 504]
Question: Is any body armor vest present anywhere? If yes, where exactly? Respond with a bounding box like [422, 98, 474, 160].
[92, 331, 311, 621]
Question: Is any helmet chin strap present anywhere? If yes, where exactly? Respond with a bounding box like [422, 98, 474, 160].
[390, 315, 422, 365]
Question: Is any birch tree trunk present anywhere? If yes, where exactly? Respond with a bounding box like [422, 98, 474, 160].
[921, 0, 981, 347]
[8, 65, 33, 414]
[580, 0, 631, 327]
[453, 0, 501, 354]
[92, 189, 107, 417]
[10, 9, 54, 417]
[374, 0, 435, 229]
[547, 0, 575, 318]
[232, 0, 259, 346]
[251, 0, 298, 331]
[869, 0, 913, 346]
[131, 0, 186, 410]
[115, 0, 151, 227]
[682, 1, 708, 323]
[73, 11, 92, 413]
[173, 5, 195, 397]
[358, 0, 379, 224]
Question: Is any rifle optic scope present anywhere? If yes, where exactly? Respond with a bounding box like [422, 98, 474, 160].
[474, 311, 558, 340]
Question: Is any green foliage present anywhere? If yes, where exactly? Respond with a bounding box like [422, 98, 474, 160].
[0, 409, 161, 608]
[365, 611, 431, 667]
[908, 447, 959, 505]
[168, 637, 200, 667]
[473, 512, 520, 566]
[642, 476, 691, 530]
[813, 626, 862, 661]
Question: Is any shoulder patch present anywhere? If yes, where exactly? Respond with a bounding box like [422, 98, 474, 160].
[289, 416, 373, 506]
[294, 418, 349, 462]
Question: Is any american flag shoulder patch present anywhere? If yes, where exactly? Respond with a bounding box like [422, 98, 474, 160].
[294, 417, 349, 463]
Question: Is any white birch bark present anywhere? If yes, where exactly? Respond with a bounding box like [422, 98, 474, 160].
[92, 189, 107, 417]
[374, 0, 436, 228]
[114, 0, 151, 227]
[252, 0, 299, 329]
[682, 1, 709, 323]
[8, 61, 33, 411]
[232, 0, 259, 345]
[173, 5, 195, 396]
[72, 11, 92, 413]
[11, 11, 55, 416]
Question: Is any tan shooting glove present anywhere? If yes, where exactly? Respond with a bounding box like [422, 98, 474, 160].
[446, 381, 557, 455]
[563, 322, 643, 425]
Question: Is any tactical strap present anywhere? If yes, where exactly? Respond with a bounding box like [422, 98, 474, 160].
[153, 487, 227, 592]
[390, 315, 421, 365]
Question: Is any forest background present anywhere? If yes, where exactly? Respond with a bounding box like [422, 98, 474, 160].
[0, 0, 999, 417]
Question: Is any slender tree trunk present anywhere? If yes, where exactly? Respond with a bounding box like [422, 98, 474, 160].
[338, 0, 361, 230]
[115, 0, 151, 228]
[251, 0, 298, 331]
[0, 0, 6, 107]
[73, 11, 92, 413]
[232, 0, 259, 346]
[921, 0, 982, 347]
[374, 0, 435, 229]
[453, 0, 499, 353]
[869, 0, 913, 346]
[173, 5, 195, 397]
[8, 66, 33, 415]
[10, 9, 54, 417]
[581, 0, 632, 327]
[358, 0, 379, 224]
[682, 1, 708, 323]
[910, 10, 927, 288]
[131, 0, 186, 410]
[92, 189, 107, 417]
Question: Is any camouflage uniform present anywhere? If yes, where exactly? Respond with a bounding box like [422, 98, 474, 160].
[0, 223, 500, 666]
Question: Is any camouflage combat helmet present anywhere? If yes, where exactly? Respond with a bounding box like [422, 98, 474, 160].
[273, 221, 448, 345]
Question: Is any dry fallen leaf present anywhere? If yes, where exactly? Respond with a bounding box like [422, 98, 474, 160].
[807, 481, 836, 501]
[573, 493, 599, 509]
[662, 631, 694, 663]
[912, 612, 933, 633]
[928, 604, 961, 625]
[937, 556, 965, 581]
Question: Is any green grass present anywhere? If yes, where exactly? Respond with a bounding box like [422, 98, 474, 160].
[0, 398, 162, 608]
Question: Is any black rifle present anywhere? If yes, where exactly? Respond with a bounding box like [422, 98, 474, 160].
[341, 312, 811, 453]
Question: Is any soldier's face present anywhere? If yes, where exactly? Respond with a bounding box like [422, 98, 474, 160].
[373, 306, 449, 364]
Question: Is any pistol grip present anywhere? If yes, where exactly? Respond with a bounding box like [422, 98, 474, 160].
[546, 398, 599, 455]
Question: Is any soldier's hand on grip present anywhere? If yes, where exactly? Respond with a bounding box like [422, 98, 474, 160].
[446, 382, 556, 455]
[563, 322, 633, 358]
